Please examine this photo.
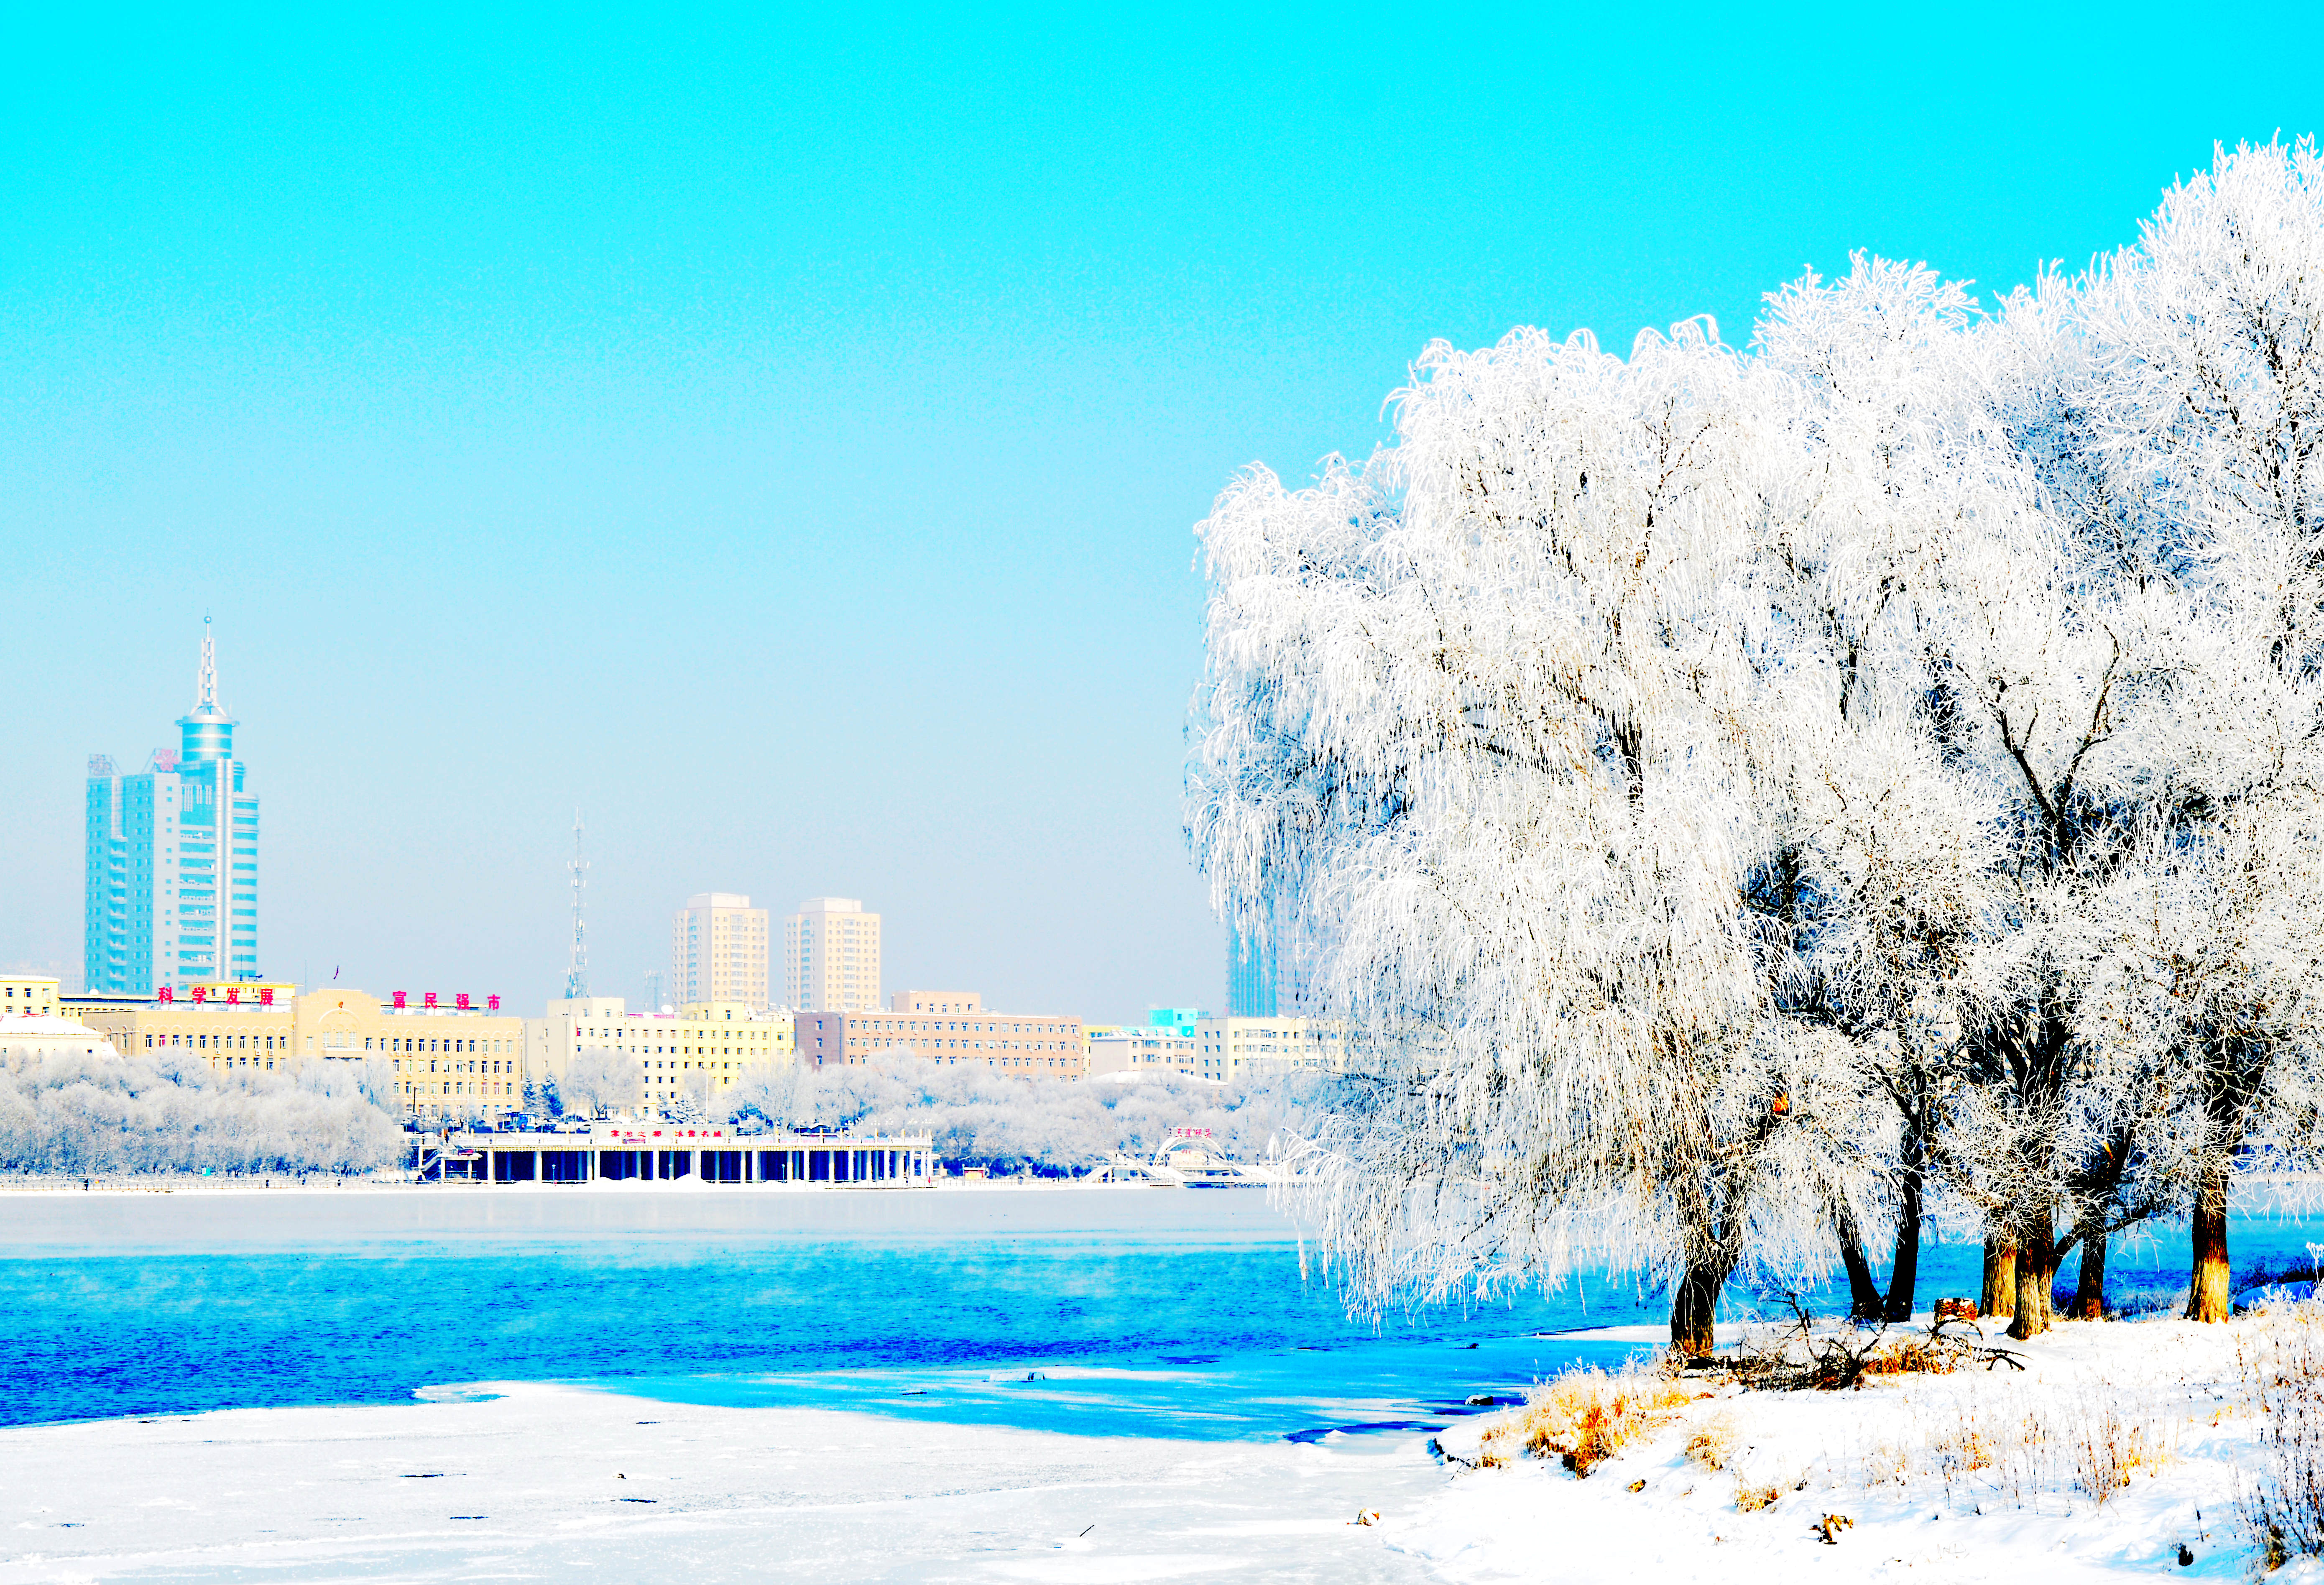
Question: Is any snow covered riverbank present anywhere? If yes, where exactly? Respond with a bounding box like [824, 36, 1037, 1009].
[6, 1313, 2316, 1582]
[1399, 1311, 2315, 1582]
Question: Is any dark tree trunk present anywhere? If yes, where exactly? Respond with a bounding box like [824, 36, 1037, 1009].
[2071, 1222, 2107, 1319]
[1670, 1259, 1725, 1358]
[2186, 1160, 2233, 1323]
[1882, 1163, 1923, 1323]
[1835, 1200, 1884, 1321]
[2008, 1206, 2056, 1340]
[1981, 1233, 2017, 1319]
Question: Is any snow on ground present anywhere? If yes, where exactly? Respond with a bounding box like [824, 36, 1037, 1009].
[9, 1313, 2321, 1582]
[0, 1384, 1446, 1583]
[1394, 1313, 2312, 1583]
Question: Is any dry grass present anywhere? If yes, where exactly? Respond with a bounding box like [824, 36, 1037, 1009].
[1734, 1479, 1784, 1512]
[1856, 1335, 1967, 1378]
[2238, 1298, 2324, 1562]
[1479, 1365, 1699, 1477]
[1891, 1378, 2171, 1513]
[1685, 1412, 1739, 1472]
[2060, 1388, 2169, 1506]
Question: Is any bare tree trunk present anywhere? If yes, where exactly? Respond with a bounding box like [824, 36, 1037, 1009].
[2070, 1222, 2107, 1319]
[1980, 1233, 2017, 1319]
[1670, 1260, 1724, 1358]
[2008, 1207, 2055, 1340]
[1835, 1200, 1884, 1321]
[2186, 1160, 2233, 1323]
[1882, 1163, 1923, 1323]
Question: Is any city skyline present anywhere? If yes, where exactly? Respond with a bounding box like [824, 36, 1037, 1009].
[60, 629, 1193, 1019]
[8, 11, 2319, 1020]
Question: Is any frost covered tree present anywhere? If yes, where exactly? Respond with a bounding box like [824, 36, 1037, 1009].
[1190, 318, 1872, 1355]
[1189, 139, 2324, 1343]
[1745, 257, 2019, 1323]
[2052, 141, 2324, 1322]
[724, 1053, 1309, 1172]
[562, 1046, 638, 1119]
[0, 1047, 403, 1176]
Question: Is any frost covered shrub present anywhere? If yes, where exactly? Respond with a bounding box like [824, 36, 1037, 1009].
[2240, 1300, 2324, 1562]
[0, 1048, 402, 1176]
[1853, 1378, 2168, 1513]
[724, 1053, 1324, 1172]
[2058, 1386, 2170, 1506]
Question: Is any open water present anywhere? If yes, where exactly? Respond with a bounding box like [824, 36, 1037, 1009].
[7, 1186, 2318, 1440]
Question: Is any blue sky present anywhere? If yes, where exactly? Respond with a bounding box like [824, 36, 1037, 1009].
[5, 6, 2320, 1017]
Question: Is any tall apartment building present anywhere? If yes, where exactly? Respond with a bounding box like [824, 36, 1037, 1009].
[784, 897, 881, 1012]
[84, 626, 260, 994]
[672, 893, 769, 1010]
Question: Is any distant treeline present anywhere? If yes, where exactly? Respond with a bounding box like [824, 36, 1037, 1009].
[0, 1048, 404, 1176]
[724, 1052, 1321, 1173]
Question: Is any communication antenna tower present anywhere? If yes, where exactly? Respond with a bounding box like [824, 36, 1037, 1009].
[565, 810, 589, 999]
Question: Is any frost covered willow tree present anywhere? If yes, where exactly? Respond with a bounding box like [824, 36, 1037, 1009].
[1193, 139, 2324, 1343]
[2056, 140, 2324, 1322]
[1744, 258, 2015, 1323]
[1190, 320, 1862, 1356]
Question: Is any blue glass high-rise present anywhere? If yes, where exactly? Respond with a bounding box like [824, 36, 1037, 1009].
[84, 624, 260, 994]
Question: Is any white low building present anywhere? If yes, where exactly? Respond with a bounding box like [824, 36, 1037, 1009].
[1087, 1027, 1196, 1079]
[425, 1121, 937, 1187]
[1194, 1016, 1347, 1084]
[0, 1014, 117, 1060]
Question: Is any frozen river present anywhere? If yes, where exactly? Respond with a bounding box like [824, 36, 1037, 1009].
[5, 1186, 1633, 1439]
[5, 1186, 2320, 1582]
[6, 1184, 2314, 1437]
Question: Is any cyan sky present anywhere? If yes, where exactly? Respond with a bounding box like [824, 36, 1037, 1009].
[5, 6, 2320, 1016]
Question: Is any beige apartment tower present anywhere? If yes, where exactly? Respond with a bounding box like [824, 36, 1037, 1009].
[784, 897, 881, 1012]
[672, 893, 770, 1011]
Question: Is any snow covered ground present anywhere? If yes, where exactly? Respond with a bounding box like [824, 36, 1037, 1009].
[1400, 1313, 2307, 1582]
[0, 1384, 1447, 1583]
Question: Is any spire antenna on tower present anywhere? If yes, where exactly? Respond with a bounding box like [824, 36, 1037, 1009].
[196, 616, 218, 712]
[565, 810, 589, 999]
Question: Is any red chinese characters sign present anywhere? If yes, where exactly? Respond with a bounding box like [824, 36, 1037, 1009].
[388, 991, 502, 1013]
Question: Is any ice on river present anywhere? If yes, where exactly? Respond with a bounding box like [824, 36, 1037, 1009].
[0, 1383, 1449, 1583]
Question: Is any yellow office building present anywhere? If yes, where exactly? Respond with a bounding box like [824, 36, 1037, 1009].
[1, 975, 61, 1018]
[79, 985, 526, 1117]
[527, 997, 796, 1111]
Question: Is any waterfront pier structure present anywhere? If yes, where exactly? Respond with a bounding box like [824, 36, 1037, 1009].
[423, 1122, 936, 1186]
